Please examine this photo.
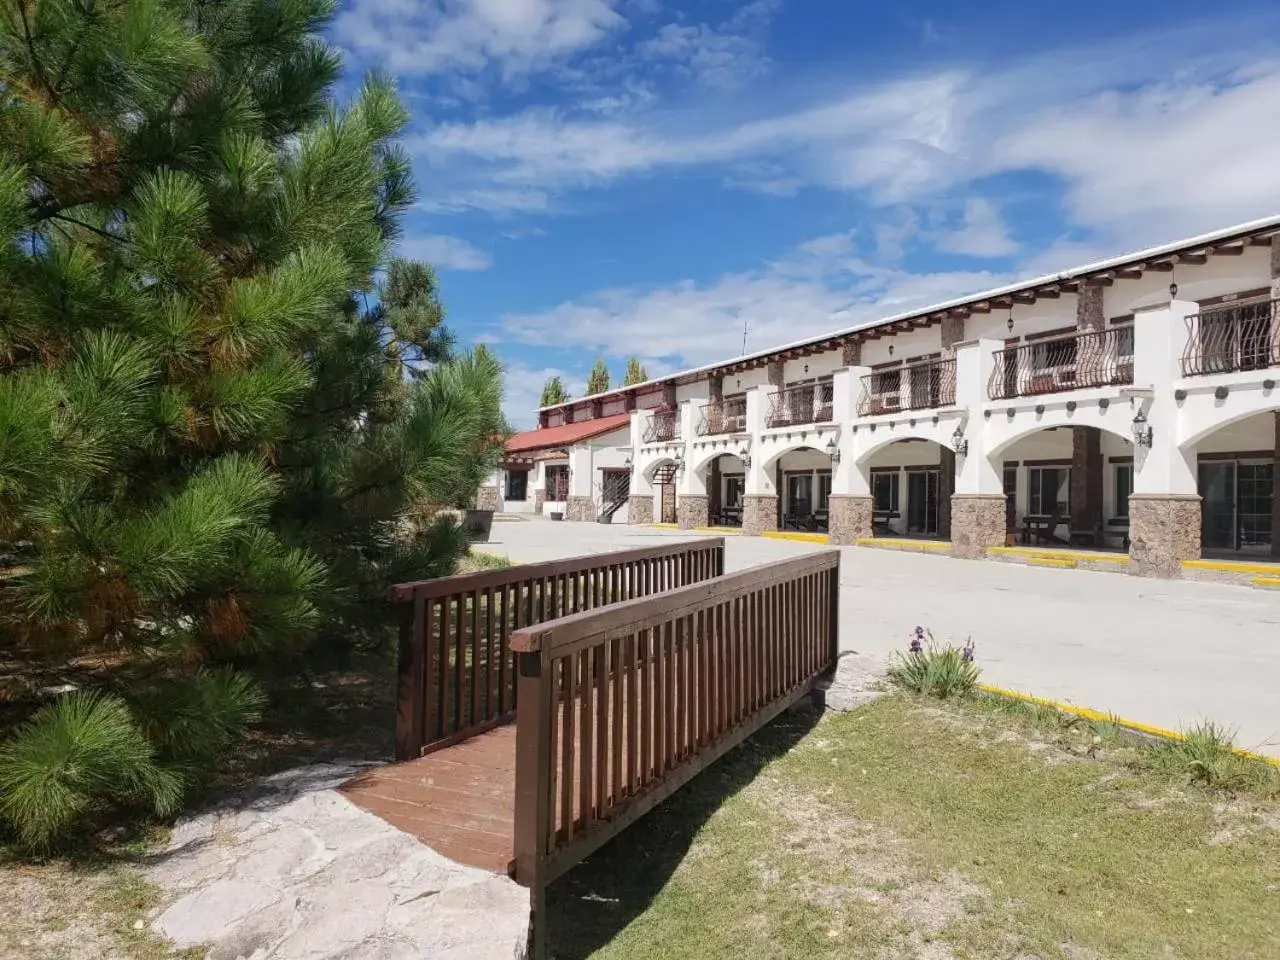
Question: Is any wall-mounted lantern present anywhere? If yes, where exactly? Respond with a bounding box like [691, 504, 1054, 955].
[738, 444, 752, 469]
[674, 451, 685, 475]
[825, 437, 841, 464]
[1131, 410, 1153, 448]
[950, 425, 969, 457]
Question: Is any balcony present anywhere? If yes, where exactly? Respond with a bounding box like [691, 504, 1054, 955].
[857, 357, 955, 416]
[698, 396, 747, 436]
[767, 380, 834, 428]
[988, 327, 1133, 400]
[1181, 296, 1279, 377]
[642, 409, 680, 444]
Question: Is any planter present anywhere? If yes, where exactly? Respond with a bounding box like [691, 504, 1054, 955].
[463, 508, 494, 542]
[549, 511, 564, 521]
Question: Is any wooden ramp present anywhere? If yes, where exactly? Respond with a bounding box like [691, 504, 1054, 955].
[341, 726, 517, 874]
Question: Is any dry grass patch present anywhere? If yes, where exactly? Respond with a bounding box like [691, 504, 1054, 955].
[549, 693, 1280, 959]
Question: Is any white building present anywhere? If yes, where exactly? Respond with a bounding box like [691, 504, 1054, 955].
[496, 216, 1280, 578]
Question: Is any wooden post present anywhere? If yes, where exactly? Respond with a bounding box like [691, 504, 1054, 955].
[826, 563, 840, 675]
[394, 593, 425, 761]
[513, 648, 551, 959]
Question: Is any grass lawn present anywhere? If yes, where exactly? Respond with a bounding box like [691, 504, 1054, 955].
[549, 692, 1280, 960]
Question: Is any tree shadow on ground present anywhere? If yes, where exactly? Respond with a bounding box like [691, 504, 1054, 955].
[546, 702, 824, 959]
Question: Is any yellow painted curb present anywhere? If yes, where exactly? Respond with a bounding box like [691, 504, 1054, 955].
[763, 530, 830, 544]
[693, 526, 743, 536]
[978, 684, 1280, 769]
[854, 537, 952, 551]
[987, 546, 1130, 564]
[1253, 576, 1280, 589]
[1183, 558, 1280, 574]
[650, 522, 679, 529]
[1025, 556, 1077, 569]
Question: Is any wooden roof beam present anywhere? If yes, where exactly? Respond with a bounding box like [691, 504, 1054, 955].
[1147, 260, 1174, 272]
[1212, 241, 1245, 256]
[1177, 252, 1208, 265]
[970, 301, 992, 313]
[1011, 292, 1038, 305]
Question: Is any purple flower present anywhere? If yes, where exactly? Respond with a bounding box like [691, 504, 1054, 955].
[961, 638, 976, 663]
[909, 626, 925, 654]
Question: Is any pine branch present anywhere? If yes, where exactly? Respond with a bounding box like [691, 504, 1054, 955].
[16, 0, 58, 106]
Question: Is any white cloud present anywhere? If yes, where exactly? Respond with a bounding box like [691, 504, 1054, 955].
[332, 0, 627, 78]
[933, 198, 1019, 258]
[500, 232, 1010, 369]
[636, 0, 778, 90]
[499, 361, 585, 428]
[397, 233, 492, 270]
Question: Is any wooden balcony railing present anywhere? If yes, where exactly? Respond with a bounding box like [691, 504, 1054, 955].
[642, 409, 680, 444]
[988, 327, 1134, 400]
[1181, 297, 1279, 377]
[391, 539, 726, 760]
[512, 550, 840, 913]
[856, 358, 956, 416]
[767, 380, 834, 428]
[697, 396, 747, 435]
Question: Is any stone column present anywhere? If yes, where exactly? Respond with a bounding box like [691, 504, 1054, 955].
[1075, 284, 1105, 332]
[950, 495, 1007, 558]
[1130, 299, 1202, 576]
[940, 315, 966, 355]
[566, 496, 596, 521]
[743, 495, 778, 535]
[627, 493, 654, 525]
[534, 489, 545, 515]
[476, 485, 500, 511]
[677, 495, 709, 529]
[1130, 495, 1201, 577]
[938, 447, 955, 538]
[828, 494, 872, 544]
[1070, 427, 1103, 536]
[950, 339, 1007, 558]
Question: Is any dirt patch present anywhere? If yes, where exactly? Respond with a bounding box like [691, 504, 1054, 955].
[744, 773, 988, 957]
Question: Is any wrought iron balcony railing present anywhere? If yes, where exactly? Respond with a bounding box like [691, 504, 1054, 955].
[988, 327, 1134, 400]
[641, 409, 680, 444]
[1181, 296, 1279, 377]
[766, 380, 834, 428]
[697, 395, 747, 436]
[856, 358, 955, 416]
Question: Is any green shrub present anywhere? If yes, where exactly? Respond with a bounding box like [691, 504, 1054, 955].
[887, 632, 980, 699]
[1143, 721, 1280, 794]
[0, 693, 181, 850]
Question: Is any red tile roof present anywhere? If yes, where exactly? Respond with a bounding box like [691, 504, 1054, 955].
[505, 412, 632, 454]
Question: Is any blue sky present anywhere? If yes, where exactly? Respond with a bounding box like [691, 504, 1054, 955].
[328, 0, 1280, 426]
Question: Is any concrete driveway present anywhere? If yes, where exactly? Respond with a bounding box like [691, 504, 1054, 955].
[482, 516, 1280, 759]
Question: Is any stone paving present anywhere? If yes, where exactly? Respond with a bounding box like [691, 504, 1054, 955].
[147, 764, 529, 960]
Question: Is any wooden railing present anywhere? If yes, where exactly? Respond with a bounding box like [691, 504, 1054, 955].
[511, 551, 840, 915]
[1181, 297, 1279, 377]
[767, 380, 834, 427]
[988, 327, 1133, 400]
[856, 357, 956, 416]
[392, 539, 726, 760]
[642, 409, 680, 444]
[697, 396, 747, 435]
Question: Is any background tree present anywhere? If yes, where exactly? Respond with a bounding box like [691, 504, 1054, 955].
[622, 357, 648, 386]
[586, 358, 611, 395]
[0, 0, 504, 847]
[539, 376, 568, 407]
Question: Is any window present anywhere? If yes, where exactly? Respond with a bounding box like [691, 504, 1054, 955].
[786, 473, 814, 518]
[544, 464, 569, 502]
[1113, 464, 1132, 519]
[1029, 467, 1070, 517]
[872, 471, 900, 513]
[505, 468, 528, 501]
[724, 475, 744, 508]
[816, 471, 832, 512]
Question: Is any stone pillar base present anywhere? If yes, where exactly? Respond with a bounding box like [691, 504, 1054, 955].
[828, 495, 873, 545]
[743, 495, 778, 536]
[1129, 494, 1201, 578]
[677, 495, 709, 530]
[476, 485, 500, 511]
[950, 494, 1007, 559]
[534, 490, 545, 515]
[566, 496, 596, 522]
[627, 494, 654, 525]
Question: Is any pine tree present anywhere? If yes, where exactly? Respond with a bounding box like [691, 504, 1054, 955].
[539, 376, 568, 407]
[586, 358, 610, 395]
[0, 0, 505, 846]
[622, 357, 648, 386]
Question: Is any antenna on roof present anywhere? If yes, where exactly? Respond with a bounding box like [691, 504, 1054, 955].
[741, 317, 748, 355]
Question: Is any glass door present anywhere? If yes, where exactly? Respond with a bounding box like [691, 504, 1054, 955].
[785, 473, 813, 526]
[1237, 461, 1274, 553]
[906, 469, 940, 536]
[1198, 462, 1236, 550]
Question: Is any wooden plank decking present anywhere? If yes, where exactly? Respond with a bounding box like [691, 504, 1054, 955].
[341, 725, 517, 874]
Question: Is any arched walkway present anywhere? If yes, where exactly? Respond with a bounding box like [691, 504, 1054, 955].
[698, 452, 747, 527]
[1184, 408, 1278, 559]
[998, 424, 1134, 551]
[862, 438, 954, 540]
[765, 445, 834, 533]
